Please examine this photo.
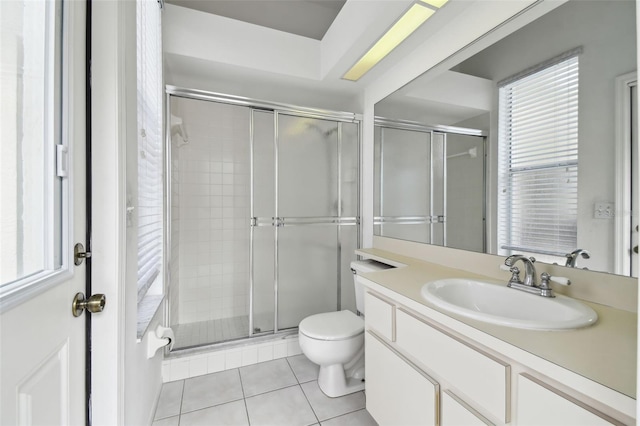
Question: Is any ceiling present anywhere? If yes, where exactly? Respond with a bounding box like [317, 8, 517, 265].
[163, 0, 346, 40]
[162, 0, 493, 113]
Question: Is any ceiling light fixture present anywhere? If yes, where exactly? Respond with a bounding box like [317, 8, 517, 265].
[419, 0, 450, 9]
[342, 3, 435, 82]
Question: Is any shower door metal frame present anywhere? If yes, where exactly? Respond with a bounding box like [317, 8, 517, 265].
[261, 110, 360, 335]
[373, 116, 487, 249]
[165, 85, 361, 346]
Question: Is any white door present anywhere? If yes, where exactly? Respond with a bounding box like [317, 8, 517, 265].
[631, 84, 638, 277]
[0, 1, 89, 424]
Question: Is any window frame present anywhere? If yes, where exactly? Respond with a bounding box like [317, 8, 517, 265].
[0, 0, 75, 312]
[497, 49, 580, 262]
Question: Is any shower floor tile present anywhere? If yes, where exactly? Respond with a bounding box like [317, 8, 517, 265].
[173, 315, 250, 349]
[153, 354, 377, 426]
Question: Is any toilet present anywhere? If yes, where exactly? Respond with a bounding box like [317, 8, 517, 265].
[298, 259, 391, 398]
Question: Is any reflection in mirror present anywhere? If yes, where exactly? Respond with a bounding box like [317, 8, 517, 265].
[374, 121, 486, 252]
[374, 0, 637, 277]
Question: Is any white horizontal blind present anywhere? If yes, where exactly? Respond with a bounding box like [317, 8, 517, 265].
[498, 53, 579, 257]
[137, 0, 163, 303]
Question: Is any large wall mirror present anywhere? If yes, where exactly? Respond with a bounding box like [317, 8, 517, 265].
[374, 0, 637, 278]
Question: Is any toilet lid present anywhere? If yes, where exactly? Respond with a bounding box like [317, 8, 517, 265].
[299, 310, 364, 341]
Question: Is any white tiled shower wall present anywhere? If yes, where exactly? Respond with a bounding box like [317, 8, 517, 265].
[176, 100, 251, 324]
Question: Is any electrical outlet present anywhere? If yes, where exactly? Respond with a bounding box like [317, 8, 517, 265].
[594, 202, 615, 219]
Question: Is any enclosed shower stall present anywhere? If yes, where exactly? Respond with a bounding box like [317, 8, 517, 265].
[374, 118, 486, 252]
[166, 87, 360, 350]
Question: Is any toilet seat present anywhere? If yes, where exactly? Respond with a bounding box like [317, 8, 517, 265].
[299, 310, 363, 341]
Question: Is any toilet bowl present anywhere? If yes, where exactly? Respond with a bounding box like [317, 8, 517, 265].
[298, 260, 391, 398]
[299, 310, 365, 397]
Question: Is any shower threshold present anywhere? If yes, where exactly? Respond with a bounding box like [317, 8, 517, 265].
[172, 315, 250, 350]
[171, 315, 298, 353]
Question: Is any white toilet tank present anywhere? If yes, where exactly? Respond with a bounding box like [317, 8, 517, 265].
[350, 260, 393, 314]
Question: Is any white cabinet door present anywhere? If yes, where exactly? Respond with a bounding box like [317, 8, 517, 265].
[395, 309, 510, 422]
[517, 374, 620, 426]
[365, 331, 439, 426]
[442, 390, 493, 426]
[364, 291, 395, 341]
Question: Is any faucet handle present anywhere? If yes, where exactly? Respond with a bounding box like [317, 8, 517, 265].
[548, 275, 571, 286]
[540, 272, 571, 286]
[539, 273, 554, 297]
[500, 264, 522, 284]
[539, 273, 572, 298]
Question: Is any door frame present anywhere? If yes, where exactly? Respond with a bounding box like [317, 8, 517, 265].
[89, 0, 133, 423]
[614, 71, 637, 276]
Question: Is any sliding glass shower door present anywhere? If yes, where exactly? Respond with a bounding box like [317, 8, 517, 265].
[167, 88, 360, 349]
[252, 112, 360, 333]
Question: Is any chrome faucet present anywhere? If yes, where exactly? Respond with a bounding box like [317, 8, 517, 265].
[504, 255, 536, 286]
[565, 249, 590, 268]
[501, 255, 571, 297]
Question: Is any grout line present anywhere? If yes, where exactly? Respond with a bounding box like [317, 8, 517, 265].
[177, 379, 186, 426]
[178, 370, 247, 416]
[321, 407, 369, 423]
[236, 367, 252, 425]
[165, 356, 336, 426]
[245, 382, 301, 401]
[285, 355, 302, 384]
[299, 381, 321, 425]
[177, 398, 247, 418]
[242, 396, 251, 425]
[236, 367, 246, 399]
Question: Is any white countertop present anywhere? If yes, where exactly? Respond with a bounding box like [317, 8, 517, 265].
[356, 248, 637, 399]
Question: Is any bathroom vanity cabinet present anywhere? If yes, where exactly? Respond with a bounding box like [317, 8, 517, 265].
[363, 289, 634, 425]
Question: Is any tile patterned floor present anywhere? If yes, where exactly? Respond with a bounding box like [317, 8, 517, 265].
[153, 354, 378, 426]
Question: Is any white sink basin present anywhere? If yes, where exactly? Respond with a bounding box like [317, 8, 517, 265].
[421, 278, 598, 331]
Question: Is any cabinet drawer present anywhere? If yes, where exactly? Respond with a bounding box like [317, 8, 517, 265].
[517, 374, 623, 425]
[364, 291, 395, 341]
[365, 331, 439, 426]
[442, 390, 493, 426]
[395, 309, 510, 423]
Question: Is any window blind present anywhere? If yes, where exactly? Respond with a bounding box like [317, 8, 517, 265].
[136, 0, 163, 303]
[497, 53, 579, 257]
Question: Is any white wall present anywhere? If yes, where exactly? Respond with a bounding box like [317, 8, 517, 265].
[91, 1, 164, 424]
[163, 4, 320, 80]
[124, 7, 165, 420]
[454, 0, 636, 272]
[124, 2, 166, 423]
